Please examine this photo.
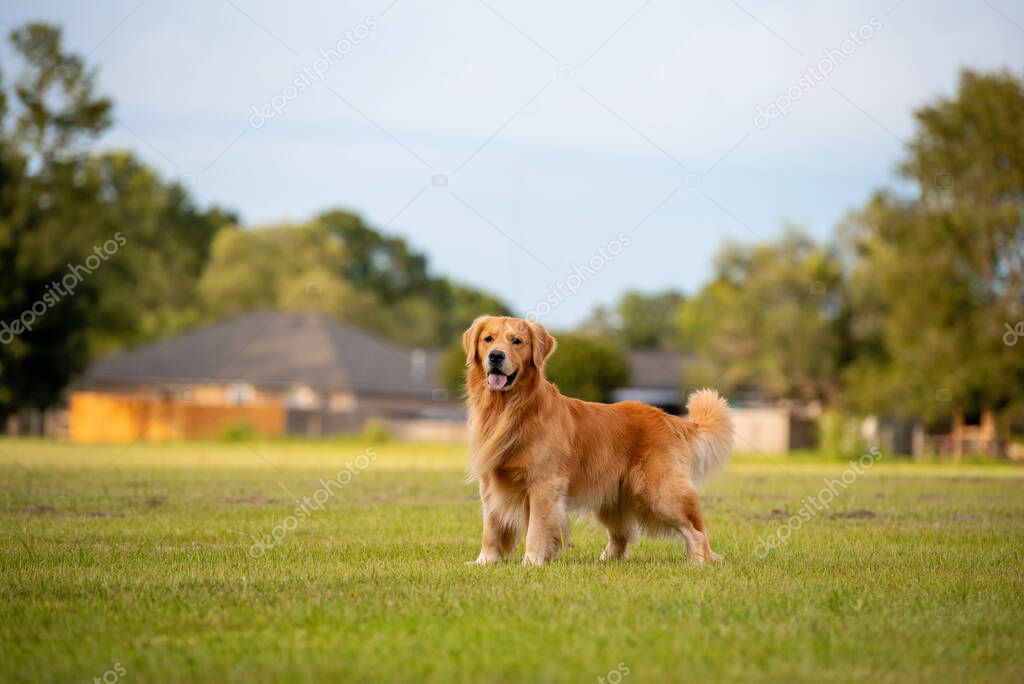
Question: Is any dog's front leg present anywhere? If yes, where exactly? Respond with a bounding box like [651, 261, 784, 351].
[473, 507, 517, 564]
[471, 477, 517, 565]
[523, 483, 566, 566]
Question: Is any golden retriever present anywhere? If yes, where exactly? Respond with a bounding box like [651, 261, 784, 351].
[463, 315, 732, 566]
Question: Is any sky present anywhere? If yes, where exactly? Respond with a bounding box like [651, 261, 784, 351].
[3, 0, 1023, 327]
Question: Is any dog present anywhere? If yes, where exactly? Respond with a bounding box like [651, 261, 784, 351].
[463, 315, 732, 566]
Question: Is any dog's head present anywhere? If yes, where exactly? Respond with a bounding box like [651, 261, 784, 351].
[462, 315, 556, 392]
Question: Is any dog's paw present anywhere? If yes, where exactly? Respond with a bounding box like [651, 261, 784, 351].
[599, 544, 628, 561]
[468, 551, 501, 565]
[522, 553, 546, 567]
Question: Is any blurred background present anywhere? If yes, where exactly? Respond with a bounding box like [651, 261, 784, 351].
[1, 0, 1023, 458]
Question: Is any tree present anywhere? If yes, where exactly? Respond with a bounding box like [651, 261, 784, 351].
[318, 209, 431, 301]
[575, 304, 616, 339]
[81, 152, 231, 355]
[676, 228, 846, 406]
[199, 222, 354, 318]
[843, 69, 1024, 429]
[316, 210, 510, 345]
[440, 340, 467, 397]
[614, 290, 686, 349]
[198, 220, 511, 349]
[7, 24, 111, 161]
[0, 24, 112, 423]
[433, 282, 511, 347]
[544, 333, 630, 402]
[0, 23, 229, 424]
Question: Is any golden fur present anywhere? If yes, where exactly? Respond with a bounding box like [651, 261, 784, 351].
[463, 315, 733, 566]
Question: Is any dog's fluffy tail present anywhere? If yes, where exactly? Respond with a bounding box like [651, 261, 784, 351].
[682, 389, 732, 487]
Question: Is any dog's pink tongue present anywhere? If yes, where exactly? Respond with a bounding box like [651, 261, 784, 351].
[487, 373, 507, 390]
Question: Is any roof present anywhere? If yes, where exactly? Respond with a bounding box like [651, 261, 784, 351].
[627, 350, 688, 390]
[80, 311, 444, 398]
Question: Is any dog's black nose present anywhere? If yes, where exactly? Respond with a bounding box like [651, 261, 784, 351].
[488, 350, 505, 365]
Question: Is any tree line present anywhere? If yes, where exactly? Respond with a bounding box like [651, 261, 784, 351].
[0, 24, 507, 424]
[3, 23, 1021, 443]
[576, 69, 1024, 439]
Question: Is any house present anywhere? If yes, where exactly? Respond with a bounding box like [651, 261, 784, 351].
[611, 349, 813, 454]
[610, 349, 688, 414]
[69, 311, 814, 452]
[70, 311, 459, 443]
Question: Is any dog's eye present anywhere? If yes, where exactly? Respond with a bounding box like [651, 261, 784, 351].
[511, 337, 522, 345]
[483, 336, 493, 343]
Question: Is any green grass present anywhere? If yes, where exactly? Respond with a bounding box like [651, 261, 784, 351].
[1, 438, 1022, 683]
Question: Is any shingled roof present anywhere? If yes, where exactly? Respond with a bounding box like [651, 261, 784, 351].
[80, 311, 443, 398]
[607, 349, 689, 408]
[627, 350, 688, 389]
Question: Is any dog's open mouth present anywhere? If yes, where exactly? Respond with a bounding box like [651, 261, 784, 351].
[486, 370, 517, 391]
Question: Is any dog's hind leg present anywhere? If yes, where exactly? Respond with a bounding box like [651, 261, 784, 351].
[650, 482, 720, 565]
[596, 502, 638, 561]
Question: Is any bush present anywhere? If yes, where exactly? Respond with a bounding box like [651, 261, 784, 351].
[440, 340, 467, 397]
[817, 410, 867, 458]
[220, 421, 256, 442]
[545, 333, 630, 402]
[360, 418, 391, 444]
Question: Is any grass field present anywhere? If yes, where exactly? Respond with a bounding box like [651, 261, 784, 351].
[1, 438, 1022, 683]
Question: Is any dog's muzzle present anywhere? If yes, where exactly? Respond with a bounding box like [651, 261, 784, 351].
[486, 369, 517, 390]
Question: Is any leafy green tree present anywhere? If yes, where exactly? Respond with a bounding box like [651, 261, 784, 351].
[545, 333, 630, 402]
[440, 340, 467, 396]
[843, 69, 1024, 429]
[0, 23, 229, 425]
[677, 228, 846, 406]
[614, 290, 686, 349]
[198, 220, 509, 349]
[576, 304, 616, 338]
[316, 210, 510, 345]
[8, 24, 110, 160]
[318, 209, 431, 301]
[433, 282, 511, 347]
[82, 152, 230, 354]
[199, 222, 353, 318]
[0, 24, 112, 423]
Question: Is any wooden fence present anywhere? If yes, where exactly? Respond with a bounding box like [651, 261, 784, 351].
[69, 392, 285, 444]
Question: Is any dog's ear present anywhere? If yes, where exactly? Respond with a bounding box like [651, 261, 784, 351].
[462, 316, 488, 366]
[527, 320, 557, 370]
